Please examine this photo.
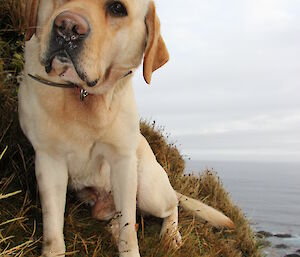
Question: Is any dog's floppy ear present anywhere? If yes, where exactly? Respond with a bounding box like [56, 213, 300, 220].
[25, 0, 40, 41]
[143, 1, 169, 84]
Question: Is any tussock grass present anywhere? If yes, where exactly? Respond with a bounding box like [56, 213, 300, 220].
[0, 1, 263, 256]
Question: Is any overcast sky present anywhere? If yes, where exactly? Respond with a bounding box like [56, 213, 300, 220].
[133, 0, 300, 163]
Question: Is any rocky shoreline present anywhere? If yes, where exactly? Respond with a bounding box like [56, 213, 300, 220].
[257, 231, 300, 257]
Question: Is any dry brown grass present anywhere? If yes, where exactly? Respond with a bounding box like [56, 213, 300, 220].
[0, 1, 263, 256]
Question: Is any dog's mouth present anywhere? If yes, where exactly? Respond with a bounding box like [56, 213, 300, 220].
[38, 45, 133, 96]
[42, 50, 99, 88]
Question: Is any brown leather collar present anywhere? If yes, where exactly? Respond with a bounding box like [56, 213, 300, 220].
[28, 71, 132, 101]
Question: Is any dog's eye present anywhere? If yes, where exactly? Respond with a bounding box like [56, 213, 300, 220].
[107, 1, 128, 17]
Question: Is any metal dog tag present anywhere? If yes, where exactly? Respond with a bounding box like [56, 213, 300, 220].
[80, 89, 89, 101]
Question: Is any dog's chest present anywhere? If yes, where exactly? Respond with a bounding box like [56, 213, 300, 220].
[67, 147, 112, 192]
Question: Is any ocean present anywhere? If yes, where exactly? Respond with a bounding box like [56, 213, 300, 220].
[185, 160, 300, 257]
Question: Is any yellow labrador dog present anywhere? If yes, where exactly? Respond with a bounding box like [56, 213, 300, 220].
[19, 0, 234, 256]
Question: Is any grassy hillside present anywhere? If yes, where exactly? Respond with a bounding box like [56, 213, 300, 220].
[0, 1, 263, 256]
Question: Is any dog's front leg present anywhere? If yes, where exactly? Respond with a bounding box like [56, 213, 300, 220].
[110, 155, 140, 257]
[35, 152, 68, 257]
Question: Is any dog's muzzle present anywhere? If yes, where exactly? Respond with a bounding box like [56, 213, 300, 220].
[41, 11, 97, 86]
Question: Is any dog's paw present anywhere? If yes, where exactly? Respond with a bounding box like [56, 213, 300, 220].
[160, 227, 182, 249]
[42, 249, 66, 257]
[170, 230, 182, 249]
[119, 249, 140, 257]
[42, 239, 65, 257]
[160, 222, 182, 249]
[118, 232, 140, 257]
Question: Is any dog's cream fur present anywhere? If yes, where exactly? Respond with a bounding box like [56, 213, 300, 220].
[19, 1, 234, 256]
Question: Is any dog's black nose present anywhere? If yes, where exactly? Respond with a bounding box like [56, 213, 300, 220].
[54, 11, 90, 42]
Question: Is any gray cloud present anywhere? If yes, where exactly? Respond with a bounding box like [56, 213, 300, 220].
[133, 0, 300, 162]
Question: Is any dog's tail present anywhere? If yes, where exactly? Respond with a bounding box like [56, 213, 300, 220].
[176, 192, 235, 229]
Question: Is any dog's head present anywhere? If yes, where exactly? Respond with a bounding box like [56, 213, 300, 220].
[26, 0, 168, 93]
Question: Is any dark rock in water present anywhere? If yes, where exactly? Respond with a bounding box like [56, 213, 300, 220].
[274, 233, 292, 238]
[297, 250, 300, 254]
[275, 244, 289, 249]
[257, 230, 273, 238]
[284, 254, 300, 257]
[259, 239, 271, 248]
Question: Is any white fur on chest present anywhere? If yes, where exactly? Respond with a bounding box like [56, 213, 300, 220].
[66, 144, 112, 192]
